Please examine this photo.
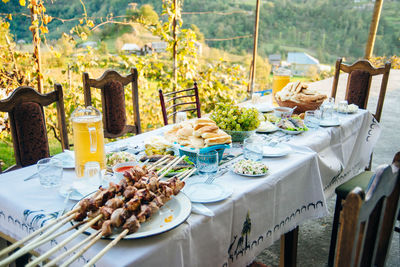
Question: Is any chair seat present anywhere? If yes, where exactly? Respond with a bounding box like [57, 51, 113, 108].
[335, 171, 374, 199]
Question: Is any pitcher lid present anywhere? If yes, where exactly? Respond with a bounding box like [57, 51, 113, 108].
[71, 106, 102, 121]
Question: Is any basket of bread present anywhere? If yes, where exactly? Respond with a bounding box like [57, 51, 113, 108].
[164, 118, 232, 162]
[275, 81, 327, 113]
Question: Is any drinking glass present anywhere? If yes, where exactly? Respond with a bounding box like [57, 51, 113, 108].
[304, 110, 320, 129]
[321, 97, 335, 121]
[37, 158, 63, 188]
[176, 112, 187, 124]
[243, 135, 263, 161]
[338, 100, 348, 113]
[196, 151, 219, 178]
[272, 68, 291, 106]
[251, 92, 262, 105]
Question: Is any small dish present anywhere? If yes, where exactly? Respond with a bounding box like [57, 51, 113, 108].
[53, 151, 75, 169]
[183, 183, 232, 203]
[273, 107, 293, 118]
[112, 161, 138, 180]
[59, 185, 83, 201]
[262, 143, 292, 157]
[256, 121, 279, 133]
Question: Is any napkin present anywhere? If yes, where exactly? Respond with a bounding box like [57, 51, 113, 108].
[191, 203, 214, 216]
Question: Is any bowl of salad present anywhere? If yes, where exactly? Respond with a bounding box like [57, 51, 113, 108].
[232, 159, 268, 177]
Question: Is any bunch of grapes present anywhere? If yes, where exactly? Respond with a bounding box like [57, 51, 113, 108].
[210, 103, 260, 131]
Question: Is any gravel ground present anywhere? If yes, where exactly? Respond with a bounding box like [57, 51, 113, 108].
[255, 70, 400, 266]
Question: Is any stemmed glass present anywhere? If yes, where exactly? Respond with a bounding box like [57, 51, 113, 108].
[196, 151, 219, 184]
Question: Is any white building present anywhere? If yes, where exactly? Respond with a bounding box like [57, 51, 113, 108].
[287, 52, 320, 76]
[121, 43, 141, 55]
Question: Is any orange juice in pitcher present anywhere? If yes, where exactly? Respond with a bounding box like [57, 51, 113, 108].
[272, 68, 291, 106]
[71, 106, 106, 177]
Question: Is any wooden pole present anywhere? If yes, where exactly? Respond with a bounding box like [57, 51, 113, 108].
[30, 5, 43, 93]
[249, 0, 261, 95]
[172, 0, 178, 123]
[364, 0, 384, 60]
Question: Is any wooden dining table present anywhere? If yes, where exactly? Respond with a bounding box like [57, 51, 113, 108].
[0, 107, 380, 266]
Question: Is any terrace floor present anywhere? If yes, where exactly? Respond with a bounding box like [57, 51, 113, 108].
[256, 69, 400, 266]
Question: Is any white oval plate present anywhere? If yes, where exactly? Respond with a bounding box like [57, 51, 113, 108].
[231, 168, 268, 177]
[71, 192, 191, 239]
[263, 143, 292, 157]
[183, 183, 232, 203]
[319, 120, 340, 127]
[280, 129, 305, 135]
[256, 126, 279, 133]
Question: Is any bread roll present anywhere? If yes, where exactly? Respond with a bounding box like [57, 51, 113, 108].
[194, 118, 215, 125]
[176, 125, 193, 139]
[204, 135, 232, 146]
[193, 122, 217, 131]
[194, 125, 219, 137]
[189, 136, 205, 149]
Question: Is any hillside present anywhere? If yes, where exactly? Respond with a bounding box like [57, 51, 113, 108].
[0, 0, 399, 63]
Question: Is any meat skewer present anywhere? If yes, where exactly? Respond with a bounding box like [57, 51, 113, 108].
[1, 160, 191, 266]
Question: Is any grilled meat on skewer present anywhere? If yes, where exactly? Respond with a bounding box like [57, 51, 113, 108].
[110, 208, 130, 228]
[122, 215, 140, 234]
[125, 197, 141, 212]
[101, 220, 113, 236]
[123, 186, 138, 200]
[105, 198, 124, 209]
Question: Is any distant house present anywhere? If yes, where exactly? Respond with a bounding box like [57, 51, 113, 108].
[121, 43, 141, 55]
[287, 52, 320, 76]
[268, 54, 281, 67]
[194, 41, 202, 56]
[78, 41, 97, 49]
[151, 41, 167, 53]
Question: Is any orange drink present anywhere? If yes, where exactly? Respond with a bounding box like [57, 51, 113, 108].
[71, 107, 106, 177]
[272, 68, 291, 106]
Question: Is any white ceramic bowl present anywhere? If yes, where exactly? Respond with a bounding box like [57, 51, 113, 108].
[273, 107, 293, 118]
[112, 161, 138, 180]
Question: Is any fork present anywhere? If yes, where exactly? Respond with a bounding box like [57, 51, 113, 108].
[204, 169, 229, 184]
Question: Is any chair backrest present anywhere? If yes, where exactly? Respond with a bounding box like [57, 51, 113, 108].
[82, 68, 141, 138]
[331, 58, 391, 122]
[158, 82, 201, 125]
[334, 152, 400, 267]
[0, 84, 69, 169]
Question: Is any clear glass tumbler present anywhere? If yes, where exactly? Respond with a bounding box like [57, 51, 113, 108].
[304, 110, 320, 129]
[37, 158, 63, 188]
[243, 135, 264, 161]
[196, 151, 219, 178]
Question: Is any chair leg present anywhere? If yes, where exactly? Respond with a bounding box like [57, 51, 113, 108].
[328, 195, 343, 267]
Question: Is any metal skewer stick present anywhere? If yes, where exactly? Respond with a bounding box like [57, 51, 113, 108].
[25, 214, 103, 267]
[158, 156, 186, 179]
[48, 230, 102, 267]
[83, 229, 129, 267]
[0, 208, 78, 258]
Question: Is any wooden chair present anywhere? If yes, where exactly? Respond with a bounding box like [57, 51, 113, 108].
[331, 58, 391, 122]
[158, 82, 201, 125]
[332, 152, 400, 267]
[328, 59, 392, 266]
[0, 84, 69, 170]
[83, 68, 141, 138]
[328, 152, 400, 267]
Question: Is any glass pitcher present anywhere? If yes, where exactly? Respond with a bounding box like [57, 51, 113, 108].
[71, 106, 106, 177]
[272, 68, 291, 106]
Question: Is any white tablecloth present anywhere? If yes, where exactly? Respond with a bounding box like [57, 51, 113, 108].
[0, 109, 380, 267]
